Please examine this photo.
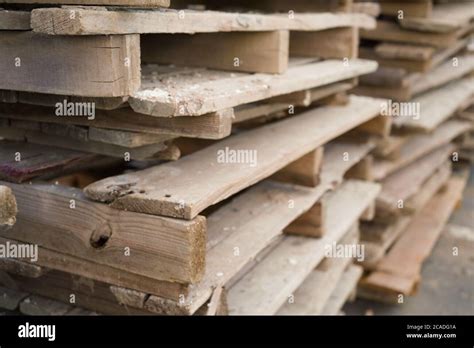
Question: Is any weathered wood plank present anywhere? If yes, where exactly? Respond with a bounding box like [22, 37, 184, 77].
[2, 0, 170, 6]
[227, 180, 380, 315]
[0, 32, 140, 97]
[0, 104, 233, 140]
[378, 0, 432, 18]
[85, 96, 384, 219]
[0, 183, 206, 284]
[131, 59, 377, 117]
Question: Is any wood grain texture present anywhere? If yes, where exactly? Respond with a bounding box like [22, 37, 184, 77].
[85, 96, 384, 219]
[0, 186, 17, 228]
[131, 59, 377, 117]
[0, 32, 140, 97]
[0, 183, 206, 284]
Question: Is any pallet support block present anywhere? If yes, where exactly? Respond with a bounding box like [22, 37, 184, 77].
[290, 27, 359, 59]
[142, 31, 289, 74]
[0, 32, 140, 97]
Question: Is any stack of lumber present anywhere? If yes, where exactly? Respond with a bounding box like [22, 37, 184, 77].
[0, 0, 390, 315]
[352, 0, 474, 303]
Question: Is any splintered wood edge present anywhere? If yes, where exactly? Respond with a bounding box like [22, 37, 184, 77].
[0, 186, 17, 227]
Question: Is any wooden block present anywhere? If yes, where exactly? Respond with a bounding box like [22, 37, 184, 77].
[0, 185, 17, 228]
[345, 155, 374, 181]
[1, 182, 206, 284]
[355, 116, 392, 137]
[0, 10, 30, 30]
[2, 0, 170, 6]
[0, 32, 140, 97]
[84, 96, 384, 219]
[291, 27, 359, 59]
[20, 295, 73, 316]
[131, 59, 377, 117]
[0, 285, 29, 311]
[272, 147, 324, 187]
[284, 200, 325, 238]
[142, 31, 289, 74]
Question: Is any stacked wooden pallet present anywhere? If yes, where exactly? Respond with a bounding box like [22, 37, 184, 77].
[0, 0, 390, 315]
[352, 0, 474, 303]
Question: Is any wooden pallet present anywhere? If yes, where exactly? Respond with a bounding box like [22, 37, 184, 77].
[0, 136, 376, 315]
[1, 0, 170, 6]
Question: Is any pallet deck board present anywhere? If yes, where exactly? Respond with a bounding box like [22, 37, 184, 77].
[84, 95, 384, 219]
[130, 59, 378, 117]
[30, 8, 375, 35]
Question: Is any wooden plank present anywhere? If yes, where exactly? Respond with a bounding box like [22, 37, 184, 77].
[227, 180, 380, 315]
[142, 30, 289, 74]
[375, 43, 435, 61]
[0, 126, 174, 161]
[290, 27, 359, 59]
[0, 9, 30, 30]
[0, 238, 189, 301]
[85, 96, 384, 219]
[0, 185, 16, 228]
[0, 104, 233, 140]
[1, 183, 206, 284]
[395, 78, 474, 132]
[272, 147, 324, 187]
[2, 0, 170, 6]
[0, 32, 140, 97]
[0, 140, 118, 183]
[131, 59, 378, 117]
[372, 120, 471, 180]
[321, 265, 363, 315]
[361, 20, 458, 48]
[126, 139, 377, 315]
[172, 0, 353, 13]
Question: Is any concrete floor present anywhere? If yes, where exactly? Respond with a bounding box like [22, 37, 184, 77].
[345, 167, 474, 315]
